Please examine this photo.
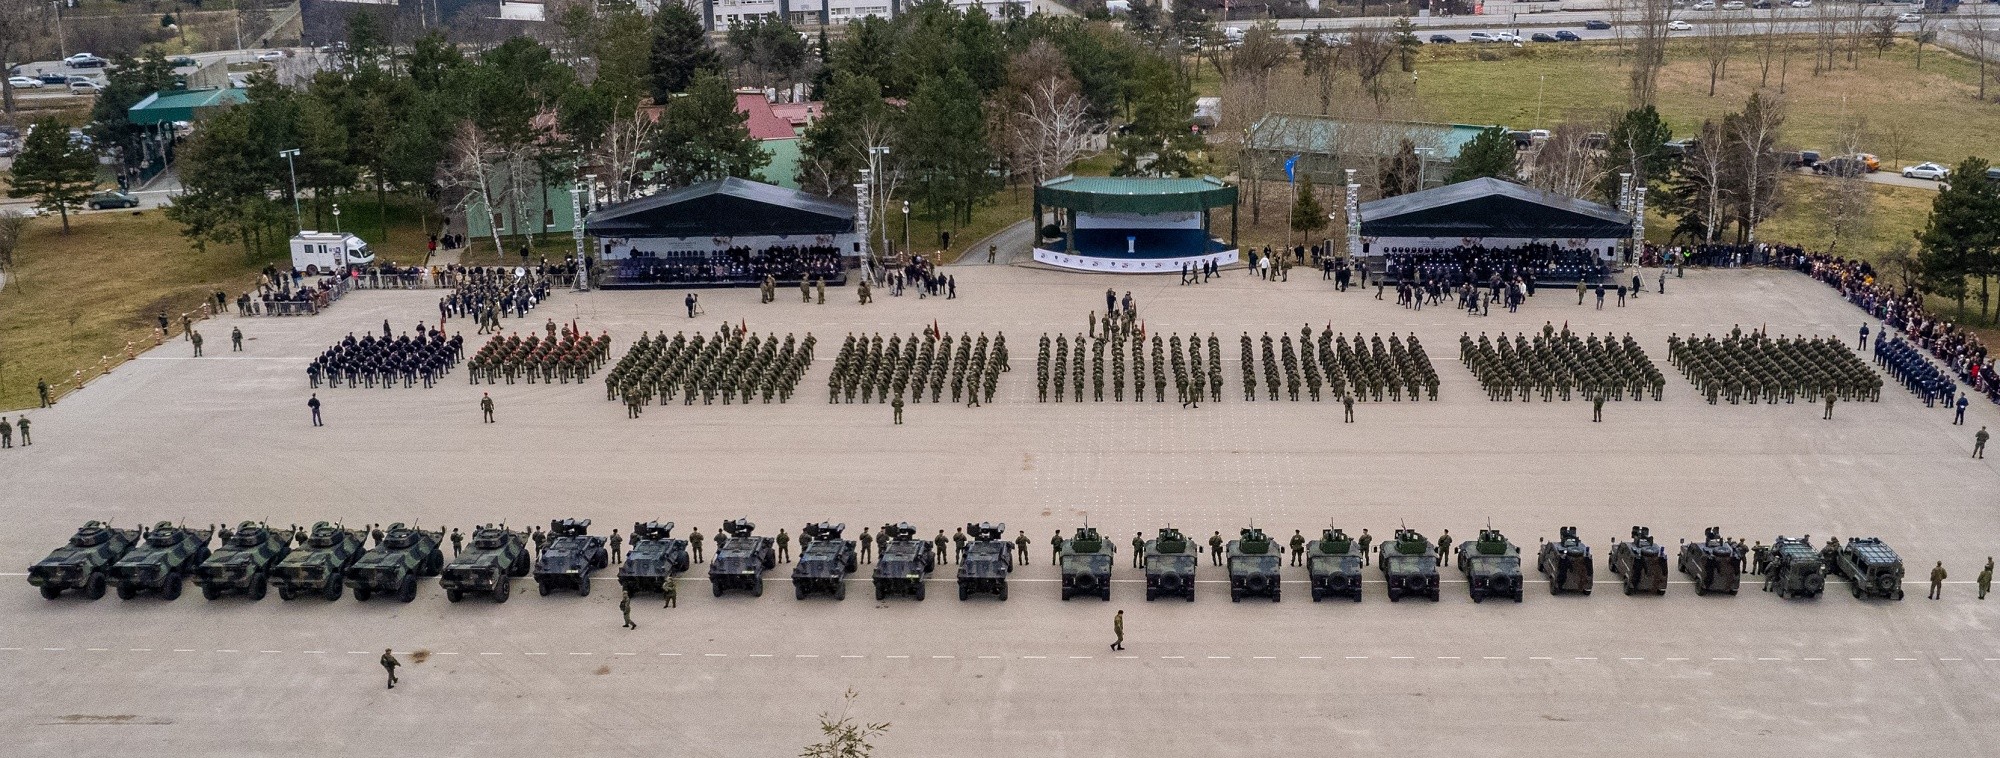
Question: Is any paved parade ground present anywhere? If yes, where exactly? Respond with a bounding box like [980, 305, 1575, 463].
[3, 265, 1998, 756]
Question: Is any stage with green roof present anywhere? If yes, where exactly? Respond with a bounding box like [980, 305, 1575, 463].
[1031, 176, 1240, 273]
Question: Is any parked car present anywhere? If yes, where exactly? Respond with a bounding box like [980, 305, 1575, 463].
[1691, 1, 1716, 9]
[1554, 30, 1583, 41]
[6, 75, 42, 89]
[1530, 32, 1558, 42]
[1856, 153, 1880, 172]
[255, 50, 287, 62]
[1789, 0, 1812, 7]
[1751, 0, 1773, 8]
[86, 191, 140, 210]
[1468, 31, 1499, 42]
[36, 73, 68, 85]
[1429, 34, 1458, 43]
[1721, 1, 1746, 10]
[1902, 162, 1950, 181]
[1817, 157, 1865, 178]
[1493, 32, 1522, 43]
[64, 53, 107, 68]
[1668, 19, 1694, 30]
[1896, 12, 1922, 22]
[1584, 19, 1612, 29]
[169, 56, 198, 68]
[67, 79, 103, 93]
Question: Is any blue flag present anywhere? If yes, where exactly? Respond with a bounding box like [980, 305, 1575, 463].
[1284, 154, 1299, 183]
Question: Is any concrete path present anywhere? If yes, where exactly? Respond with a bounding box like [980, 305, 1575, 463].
[954, 219, 1036, 266]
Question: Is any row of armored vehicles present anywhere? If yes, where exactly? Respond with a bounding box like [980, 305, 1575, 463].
[29, 520, 1908, 604]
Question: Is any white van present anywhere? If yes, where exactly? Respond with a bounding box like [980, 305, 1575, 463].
[289, 231, 374, 275]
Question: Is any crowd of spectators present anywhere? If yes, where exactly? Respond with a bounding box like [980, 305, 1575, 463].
[1381, 243, 1608, 287]
[1795, 252, 1998, 404]
[611, 245, 843, 286]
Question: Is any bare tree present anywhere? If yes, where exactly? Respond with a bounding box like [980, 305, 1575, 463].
[438, 121, 508, 257]
[1811, 1, 1842, 75]
[1295, 32, 1349, 115]
[1013, 70, 1100, 190]
[1962, 15, 1991, 99]
[1703, 13, 1738, 97]
[592, 105, 658, 203]
[1821, 115, 1872, 254]
[0, 208, 26, 276]
[1628, 0, 1672, 107]
[1756, 13, 1782, 88]
[1349, 24, 1399, 106]
[1683, 120, 1733, 243]
[1728, 94, 1785, 244]
[1869, 14, 1898, 59]
[1228, 23, 1290, 115]
[0, 0, 44, 114]
[1527, 122, 1609, 198]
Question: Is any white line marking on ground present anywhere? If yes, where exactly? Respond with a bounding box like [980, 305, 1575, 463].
[258, 650, 283, 654]
[1117, 656, 1140, 659]
[1894, 658, 1918, 661]
[1162, 656, 1185, 659]
[1804, 657, 1827, 661]
[1529, 656, 1552, 660]
[1253, 656, 1277, 659]
[1207, 656, 1232, 659]
[1712, 657, 1735, 661]
[525, 653, 548, 656]
[1620, 657, 1645, 661]
[931, 655, 954, 659]
[132, 649, 155, 653]
[214, 649, 238, 653]
[174, 649, 196, 653]
[886, 655, 910, 659]
[1757, 657, 1782, 661]
[1389, 656, 1414, 660]
[1851, 658, 1873, 661]
[1300, 656, 1323, 660]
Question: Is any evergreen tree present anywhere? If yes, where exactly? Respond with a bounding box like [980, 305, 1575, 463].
[647, 72, 770, 188]
[89, 50, 179, 174]
[7, 118, 102, 233]
[798, 71, 894, 196]
[902, 67, 992, 228]
[1112, 56, 1201, 177]
[1377, 138, 1422, 197]
[1599, 105, 1674, 203]
[1290, 175, 1328, 243]
[1915, 157, 2000, 319]
[1448, 126, 1517, 183]
[651, 2, 720, 100]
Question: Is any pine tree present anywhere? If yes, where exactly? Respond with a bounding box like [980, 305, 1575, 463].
[1448, 126, 1517, 184]
[650, 2, 720, 101]
[647, 72, 769, 188]
[1290, 175, 1327, 243]
[1915, 157, 2000, 320]
[7, 117, 101, 233]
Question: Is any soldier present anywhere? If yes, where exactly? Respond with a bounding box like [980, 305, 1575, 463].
[480, 392, 495, 423]
[1436, 530, 1453, 567]
[620, 591, 637, 630]
[662, 575, 678, 608]
[37, 378, 50, 408]
[0, 417, 10, 448]
[776, 528, 791, 563]
[1981, 558, 1994, 600]
[1208, 531, 1224, 566]
[1976, 427, 1988, 459]
[1930, 561, 1947, 600]
[531, 527, 547, 556]
[877, 525, 891, 561]
[859, 527, 874, 563]
[934, 530, 951, 565]
[1015, 531, 1031, 566]
[953, 527, 968, 563]
[190, 330, 204, 357]
[308, 394, 323, 427]
[689, 527, 705, 563]
[1592, 392, 1604, 423]
[892, 394, 904, 425]
[380, 649, 400, 690]
[609, 529, 623, 564]
[449, 528, 463, 556]
[13, 416, 26, 447]
[816, 277, 826, 304]
[1358, 529, 1373, 566]
[231, 326, 244, 352]
[1289, 530, 1306, 566]
[1110, 610, 1125, 652]
[801, 277, 812, 303]
[1751, 541, 1768, 574]
[1051, 530, 1065, 566]
[1823, 394, 1836, 420]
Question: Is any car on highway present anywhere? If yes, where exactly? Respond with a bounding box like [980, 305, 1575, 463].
[6, 75, 42, 89]
[1493, 32, 1522, 43]
[1721, 1, 1746, 9]
[1468, 31, 1498, 42]
[1668, 20, 1694, 30]
[67, 79, 103, 94]
[1555, 30, 1582, 41]
[1530, 32, 1557, 42]
[1691, 1, 1716, 9]
[169, 56, 198, 68]
[1902, 162, 1950, 181]
[63, 53, 107, 68]
[87, 191, 140, 209]
[1896, 12, 1922, 23]
[36, 73, 68, 85]
[255, 50, 287, 62]
[1585, 19, 1612, 29]
[1429, 34, 1457, 43]
[1789, 0, 1812, 6]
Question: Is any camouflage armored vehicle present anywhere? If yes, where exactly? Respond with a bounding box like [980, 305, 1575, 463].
[619, 521, 691, 596]
[439, 524, 531, 603]
[1761, 536, 1827, 599]
[110, 522, 214, 600]
[956, 522, 1013, 601]
[29, 521, 139, 600]
[1608, 526, 1669, 596]
[1677, 527, 1743, 596]
[872, 522, 935, 601]
[534, 518, 610, 597]
[1227, 527, 1283, 602]
[1306, 528, 1364, 603]
[1143, 528, 1197, 602]
[1455, 529, 1524, 603]
[1536, 526, 1593, 595]
[709, 518, 777, 597]
[348, 522, 445, 602]
[192, 521, 300, 601]
[791, 522, 857, 600]
[270, 522, 368, 602]
[1380, 529, 1440, 602]
[1832, 537, 1903, 600]
[1059, 527, 1115, 601]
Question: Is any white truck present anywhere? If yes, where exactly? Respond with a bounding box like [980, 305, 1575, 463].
[289, 231, 373, 275]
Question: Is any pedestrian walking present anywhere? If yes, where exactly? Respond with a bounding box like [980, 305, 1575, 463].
[1110, 610, 1125, 651]
[308, 394, 323, 426]
[1929, 561, 1947, 600]
[620, 591, 637, 629]
[15, 416, 28, 446]
[1977, 426, 1989, 459]
[1980, 558, 1993, 600]
[380, 649, 400, 689]
[480, 392, 495, 423]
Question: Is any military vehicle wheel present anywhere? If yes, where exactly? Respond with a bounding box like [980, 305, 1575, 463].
[714, 583, 725, 598]
[796, 583, 807, 601]
[279, 586, 298, 601]
[538, 580, 552, 597]
[397, 576, 417, 603]
[117, 581, 137, 600]
[594, 553, 609, 571]
[510, 559, 530, 578]
[578, 574, 592, 597]
[202, 583, 222, 601]
[875, 583, 886, 601]
[249, 573, 268, 601]
[445, 587, 463, 603]
[85, 573, 106, 600]
[913, 581, 925, 601]
[163, 572, 183, 601]
[1388, 590, 1400, 602]
[39, 585, 60, 600]
[1894, 588, 1904, 601]
[1142, 588, 1152, 601]
[1696, 582, 1708, 596]
[762, 555, 776, 571]
[959, 584, 969, 601]
[495, 578, 512, 603]
[834, 581, 847, 601]
[323, 574, 343, 601]
[355, 585, 372, 602]
[1472, 593, 1483, 604]
[999, 583, 1008, 601]
[1623, 583, 1634, 596]
[1851, 582, 1862, 599]
[845, 557, 858, 574]
[752, 576, 764, 597]
[1312, 589, 1323, 602]
[676, 557, 691, 573]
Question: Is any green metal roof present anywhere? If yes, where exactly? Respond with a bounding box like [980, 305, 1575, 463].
[128, 88, 249, 126]
[1035, 175, 1238, 214]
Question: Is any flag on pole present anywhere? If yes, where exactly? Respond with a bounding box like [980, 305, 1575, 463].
[1285, 154, 1300, 183]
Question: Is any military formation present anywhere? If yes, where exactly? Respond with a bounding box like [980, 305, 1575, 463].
[602, 327, 817, 413]
[1460, 326, 1666, 401]
[441, 271, 556, 335]
[1035, 325, 1439, 406]
[1874, 337, 1956, 406]
[1668, 330, 1882, 405]
[467, 327, 612, 385]
[307, 324, 465, 389]
[827, 329, 1007, 406]
[32, 519, 1951, 605]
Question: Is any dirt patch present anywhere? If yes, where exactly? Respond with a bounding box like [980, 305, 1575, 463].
[410, 649, 432, 664]
[594, 665, 611, 675]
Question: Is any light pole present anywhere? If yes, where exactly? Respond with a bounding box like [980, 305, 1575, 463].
[278, 148, 301, 232]
[332, 203, 341, 233]
[901, 200, 910, 260]
[572, 174, 593, 292]
[52, 2, 68, 59]
[1413, 147, 1435, 191]
[1536, 74, 1546, 126]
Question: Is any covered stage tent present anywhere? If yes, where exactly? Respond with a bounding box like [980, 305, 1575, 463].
[1032, 176, 1240, 273]
[1356, 177, 1632, 257]
[583, 177, 858, 288]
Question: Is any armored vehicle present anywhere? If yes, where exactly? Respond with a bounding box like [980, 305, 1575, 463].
[534, 518, 610, 597]
[30, 521, 139, 600]
[1305, 528, 1364, 602]
[1455, 529, 1523, 603]
[791, 522, 858, 600]
[619, 521, 691, 595]
[872, 522, 935, 600]
[1536, 526, 1593, 595]
[1380, 529, 1440, 602]
[348, 522, 444, 602]
[956, 522, 1013, 601]
[192, 521, 300, 601]
[1608, 526, 1669, 596]
[1227, 527, 1283, 602]
[1761, 536, 1827, 599]
[1677, 527, 1743, 596]
[110, 522, 214, 600]
[270, 522, 368, 601]
[1060, 527, 1115, 601]
[1143, 528, 1197, 602]
[709, 518, 778, 597]
[1832, 537, 1903, 600]
[439, 524, 531, 603]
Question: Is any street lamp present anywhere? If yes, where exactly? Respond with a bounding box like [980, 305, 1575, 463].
[1536, 74, 1546, 127]
[332, 203, 341, 233]
[51, 2, 68, 60]
[278, 148, 301, 232]
[1413, 147, 1435, 191]
[901, 200, 910, 259]
[572, 174, 594, 292]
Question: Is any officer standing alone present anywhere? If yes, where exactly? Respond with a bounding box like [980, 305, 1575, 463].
[1110, 610, 1125, 652]
[380, 649, 400, 689]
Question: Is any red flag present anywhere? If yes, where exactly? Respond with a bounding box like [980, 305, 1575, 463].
[934, 319, 940, 339]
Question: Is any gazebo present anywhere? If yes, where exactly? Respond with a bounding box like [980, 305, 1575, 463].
[1031, 176, 1240, 273]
